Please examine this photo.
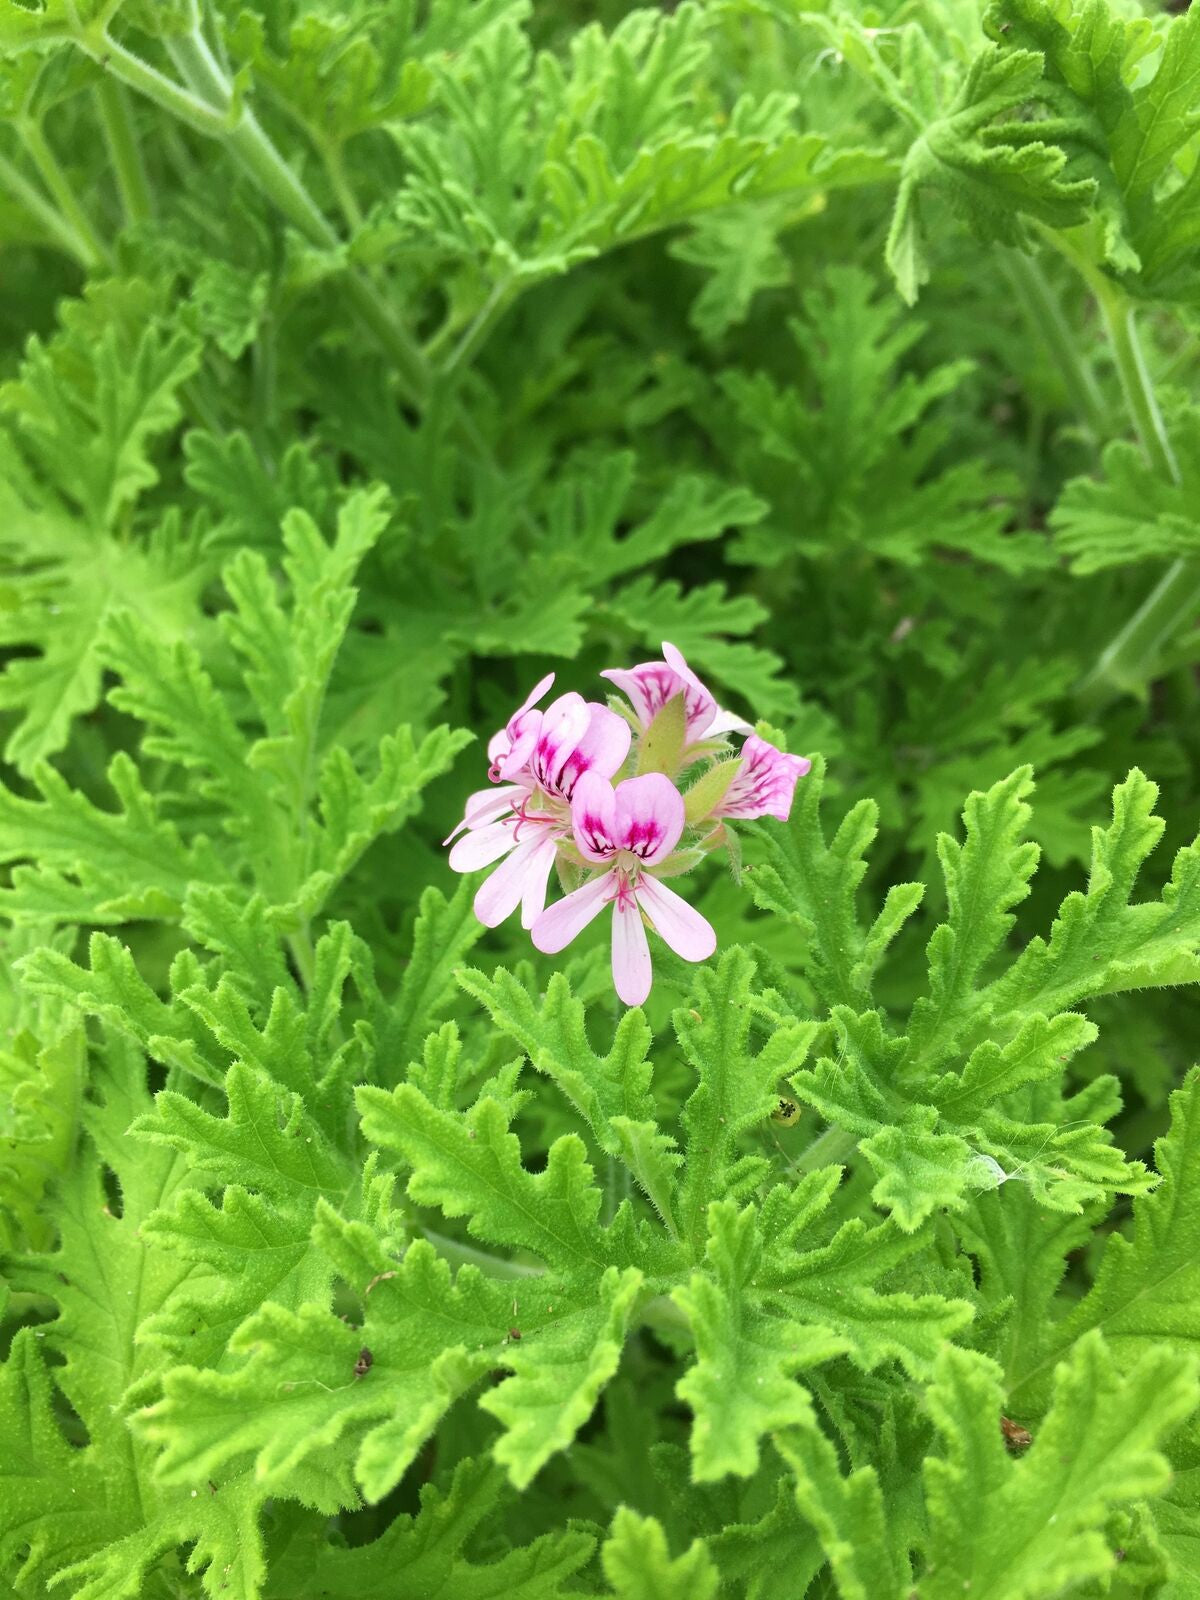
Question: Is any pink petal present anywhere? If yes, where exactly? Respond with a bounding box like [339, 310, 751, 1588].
[494, 712, 542, 780]
[571, 770, 620, 863]
[516, 671, 556, 718]
[601, 657, 715, 741]
[611, 892, 652, 1006]
[707, 708, 755, 739]
[613, 773, 685, 865]
[659, 642, 719, 740]
[474, 834, 549, 928]
[636, 874, 716, 963]
[529, 692, 591, 794]
[531, 871, 615, 954]
[600, 663, 677, 729]
[719, 736, 812, 821]
[443, 784, 526, 844]
[448, 818, 518, 872]
[556, 703, 631, 798]
[487, 674, 555, 776]
[519, 834, 560, 930]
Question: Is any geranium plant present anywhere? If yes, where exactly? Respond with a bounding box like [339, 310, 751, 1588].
[2, 1, 1200, 1597]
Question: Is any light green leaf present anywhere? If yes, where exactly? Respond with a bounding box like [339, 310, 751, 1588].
[673, 1201, 843, 1481]
[920, 1334, 1199, 1599]
[600, 1508, 719, 1600]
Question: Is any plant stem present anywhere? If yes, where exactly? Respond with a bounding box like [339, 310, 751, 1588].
[79, 22, 430, 403]
[20, 119, 112, 270]
[1079, 278, 1197, 700]
[1036, 226, 1200, 699]
[1093, 281, 1179, 482]
[1078, 559, 1200, 701]
[94, 77, 153, 223]
[1002, 248, 1107, 440]
[321, 139, 362, 231]
[439, 276, 514, 380]
[80, 33, 230, 137]
[167, 26, 430, 402]
[0, 151, 95, 266]
[422, 1228, 544, 1279]
[287, 926, 316, 991]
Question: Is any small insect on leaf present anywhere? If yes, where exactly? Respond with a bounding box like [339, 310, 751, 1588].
[353, 1348, 374, 1379]
[1000, 1414, 1032, 1451]
[771, 1096, 801, 1127]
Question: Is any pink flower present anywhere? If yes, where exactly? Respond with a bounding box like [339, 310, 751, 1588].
[714, 735, 811, 822]
[446, 676, 631, 930]
[531, 772, 716, 1007]
[447, 803, 565, 930]
[601, 641, 751, 759]
[487, 671, 556, 781]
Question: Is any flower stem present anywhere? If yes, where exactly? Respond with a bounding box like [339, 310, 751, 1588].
[19, 118, 112, 271]
[94, 76, 153, 224]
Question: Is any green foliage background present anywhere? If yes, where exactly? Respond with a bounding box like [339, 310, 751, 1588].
[1, 0, 1200, 1594]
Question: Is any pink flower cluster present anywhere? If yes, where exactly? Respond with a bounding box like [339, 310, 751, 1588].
[446, 643, 811, 1006]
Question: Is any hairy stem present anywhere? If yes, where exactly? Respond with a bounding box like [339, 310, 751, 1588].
[422, 1228, 544, 1279]
[80, 34, 231, 137]
[94, 77, 153, 224]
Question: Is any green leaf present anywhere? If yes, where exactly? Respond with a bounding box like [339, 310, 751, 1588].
[920, 1334, 1199, 1599]
[676, 949, 819, 1250]
[0, 1048, 271, 1599]
[757, 1184, 974, 1376]
[860, 1122, 973, 1233]
[139, 1232, 497, 1504]
[1053, 407, 1200, 573]
[990, 769, 1200, 1020]
[1014, 1069, 1200, 1402]
[673, 1200, 843, 1481]
[457, 968, 682, 1235]
[777, 1421, 904, 1600]
[746, 757, 924, 1012]
[0, 754, 225, 925]
[989, 0, 1200, 297]
[600, 1508, 719, 1600]
[260, 1456, 595, 1600]
[885, 45, 1094, 302]
[482, 1264, 643, 1489]
[132, 1059, 352, 1201]
[357, 1082, 609, 1273]
[0, 279, 200, 533]
[906, 766, 1040, 1070]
